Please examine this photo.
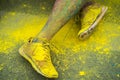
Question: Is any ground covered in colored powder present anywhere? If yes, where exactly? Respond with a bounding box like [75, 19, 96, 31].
[0, 0, 120, 80]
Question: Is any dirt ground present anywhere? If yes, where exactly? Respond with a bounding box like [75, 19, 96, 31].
[0, 0, 120, 80]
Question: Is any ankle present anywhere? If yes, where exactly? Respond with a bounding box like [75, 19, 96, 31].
[32, 37, 50, 43]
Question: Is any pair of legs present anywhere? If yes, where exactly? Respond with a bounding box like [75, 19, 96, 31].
[19, 0, 108, 78]
[35, 0, 87, 41]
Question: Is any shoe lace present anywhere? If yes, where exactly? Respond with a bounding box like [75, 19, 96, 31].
[28, 37, 51, 62]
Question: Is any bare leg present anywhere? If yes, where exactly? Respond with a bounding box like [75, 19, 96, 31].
[36, 0, 87, 41]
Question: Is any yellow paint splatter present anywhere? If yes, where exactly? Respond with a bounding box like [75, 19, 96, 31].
[79, 71, 86, 76]
[103, 48, 110, 54]
[41, 6, 46, 10]
[23, 4, 27, 7]
[0, 40, 14, 54]
[79, 56, 86, 64]
[117, 74, 120, 77]
[9, 12, 16, 16]
[0, 64, 4, 70]
[117, 64, 120, 68]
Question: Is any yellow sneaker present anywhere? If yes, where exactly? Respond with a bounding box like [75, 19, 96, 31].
[19, 38, 58, 78]
[78, 3, 108, 40]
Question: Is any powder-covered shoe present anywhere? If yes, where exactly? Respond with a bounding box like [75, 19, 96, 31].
[19, 38, 58, 78]
[78, 3, 108, 40]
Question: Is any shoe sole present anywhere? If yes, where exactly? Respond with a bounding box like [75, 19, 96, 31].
[78, 6, 108, 40]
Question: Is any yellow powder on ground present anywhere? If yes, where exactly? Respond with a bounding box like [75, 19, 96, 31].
[79, 71, 86, 76]
[0, 12, 48, 54]
[0, 5, 119, 55]
[0, 64, 4, 71]
[117, 74, 120, 77]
